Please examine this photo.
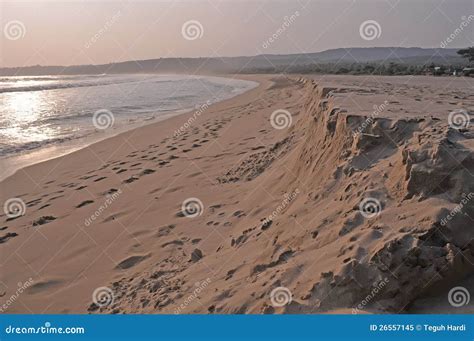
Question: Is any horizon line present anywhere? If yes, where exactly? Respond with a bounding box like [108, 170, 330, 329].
[0, 46, 468, 70]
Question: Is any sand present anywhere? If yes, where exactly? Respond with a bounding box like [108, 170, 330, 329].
[1, 74, 473, 314]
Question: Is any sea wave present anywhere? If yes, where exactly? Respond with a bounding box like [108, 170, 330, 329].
[0, 74, 257, 160]
[0, 135, 81, 157]
[0, 79, 125, 93]
[0, 74, 178, 93]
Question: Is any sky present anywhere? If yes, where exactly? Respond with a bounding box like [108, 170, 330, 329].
[1, 0, 473, 68]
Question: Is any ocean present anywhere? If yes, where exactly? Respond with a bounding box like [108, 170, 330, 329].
[0, 74, 257, 179]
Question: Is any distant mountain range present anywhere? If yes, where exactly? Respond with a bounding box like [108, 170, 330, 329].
[0, 47, 466, 76]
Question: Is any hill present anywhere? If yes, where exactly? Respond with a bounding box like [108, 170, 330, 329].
[0, 47, 465, 76]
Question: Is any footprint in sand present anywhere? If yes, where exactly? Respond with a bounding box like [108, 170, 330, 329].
[140, 169, 156, 176]
[115, 254, 150, 270]
[33, 216, 57, 226]
[76, 200, 94, 208]
[0, 232, 18, 244]
[27, 279, 63, 294]
[156, 224, 175, 237]
[161, 240, 184, 247]
[48, 195, 64, 202]
[38, 204, 51, 210]
[233, 210, 245, 218]
[123, 176, 139, 184]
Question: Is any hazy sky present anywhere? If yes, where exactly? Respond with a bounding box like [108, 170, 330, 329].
[1, 0, 473, 68]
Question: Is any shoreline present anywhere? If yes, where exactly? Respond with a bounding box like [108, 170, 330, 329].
[0, 107, 194, 182]
[0, 74, 259, 183]
[0, 73, 279, 314]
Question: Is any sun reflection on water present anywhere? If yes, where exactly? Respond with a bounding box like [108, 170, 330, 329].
[1, 91, 57, 144]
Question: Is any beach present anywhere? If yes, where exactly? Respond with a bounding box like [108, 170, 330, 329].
[1, 74, 473, 314]
[0, 74, 257, 181]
